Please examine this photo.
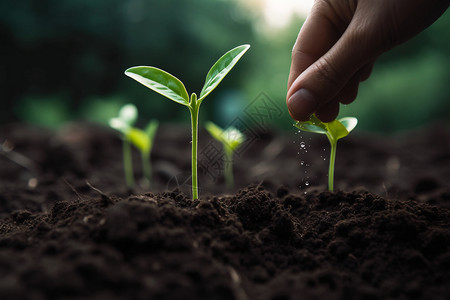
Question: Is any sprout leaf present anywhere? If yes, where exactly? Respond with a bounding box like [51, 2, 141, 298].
[145, 119, 159, 142]
[199, 44, 250, 102]
[127, 128, 150, 154]
[125, 67, 189, 106]
[339, 117, 358, 133]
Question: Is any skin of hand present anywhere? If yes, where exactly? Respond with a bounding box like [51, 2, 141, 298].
[287, 0, 449, 122]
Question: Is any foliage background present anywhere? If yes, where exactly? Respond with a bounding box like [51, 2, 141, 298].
[0, 0, 448, 133]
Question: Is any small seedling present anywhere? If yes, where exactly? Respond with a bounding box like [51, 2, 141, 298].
[294, 114, 357, 191]
[109, 104, 159, 188]
[109, 104, 137, 187]
[125, 44, 250, 199]
[205, 121, 244, 188]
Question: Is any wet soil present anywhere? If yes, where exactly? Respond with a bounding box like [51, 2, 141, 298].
[0, 122, 449, 300]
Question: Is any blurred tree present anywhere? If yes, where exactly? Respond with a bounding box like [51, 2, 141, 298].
[0, 0, 448, 132]
[0, 0, 254, 126]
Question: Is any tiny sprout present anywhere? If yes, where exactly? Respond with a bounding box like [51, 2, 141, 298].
[205, 121, 244, 188]
[125, 44, 250, 199]
[109, 104, 159, 188]
[294, 114, 357, 191]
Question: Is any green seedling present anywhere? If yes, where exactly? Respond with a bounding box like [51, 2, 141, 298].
[125, 44, 250, 199]
[294, 114, 357, 191]
[109, 104, 159, 188]
[109, 104, 137, 187]
[205, 121, 244, 188]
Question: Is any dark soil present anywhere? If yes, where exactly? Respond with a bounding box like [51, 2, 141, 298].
[0, 122, 449, 300]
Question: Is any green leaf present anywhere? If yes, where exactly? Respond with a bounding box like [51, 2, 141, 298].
[294, 114, 327, 134]
[205, 121, 224, 143]
[109, 104, 138, 134]
[127, 128, 150, 154]
[119, 104, 138, 125]
[338, 117, 358, 133]
[125, 67, 189, 106]
[223, 127, 244, 151]
[109, 117, 129, 134]
[325, 120, 349, 143]
[145, 119, 159, 142]
[199, 44, 250, 101]
[294, 114, 358, 143]
[205, 121, 244, 151]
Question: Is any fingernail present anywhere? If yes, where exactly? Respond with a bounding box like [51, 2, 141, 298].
[287, 89, 317, 121]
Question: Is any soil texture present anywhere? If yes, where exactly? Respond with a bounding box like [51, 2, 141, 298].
[0, 122, 449, 300]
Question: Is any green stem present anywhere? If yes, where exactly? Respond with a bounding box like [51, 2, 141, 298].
[224, 146, 234, 188]
[190, 93, 199, 199]
[141, 150, 151, 187]
[328, 139, 337, 192]
[123, 139, 134, 188]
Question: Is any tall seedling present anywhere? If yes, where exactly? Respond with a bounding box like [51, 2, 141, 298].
[125, 44, 250, 199]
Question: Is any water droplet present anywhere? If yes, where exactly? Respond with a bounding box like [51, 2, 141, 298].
[300, 161, 304, 166]
[300, 142, 306, 149]
[28, 178, 38, 188]
[305, 181, 309, 186]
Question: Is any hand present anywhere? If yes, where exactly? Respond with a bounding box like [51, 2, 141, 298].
[287, 0, 449, 122]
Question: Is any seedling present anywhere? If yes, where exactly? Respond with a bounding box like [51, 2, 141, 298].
[294, 114, 357, 191]
[109, 104, 159, 188]
[205, 121, 244, 188]
[125, 44, 250, 199]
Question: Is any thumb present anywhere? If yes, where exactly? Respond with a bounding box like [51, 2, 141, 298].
[287, 16, 380, 122]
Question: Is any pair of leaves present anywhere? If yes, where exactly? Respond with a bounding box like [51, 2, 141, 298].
[127, 120, 159, 154]
[124, 44, 250, 106]
[109, 104, 159, 154]
[205, 121, 244, 152]
[109, 104, 138, 133]
[295, 115, 357, 143]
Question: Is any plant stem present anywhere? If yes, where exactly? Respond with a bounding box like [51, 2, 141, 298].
[224, 146, 234, 188]
[123, 139, 134, 188]
[141, 150, 151, 187]
[328, 139, 337, 192]
[190, 93, 199, 199]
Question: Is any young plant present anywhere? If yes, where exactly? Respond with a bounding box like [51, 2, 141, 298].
[125, 44, 250, 199]
[294, 114, 357, 191]
[109, 104, 159, 188]
[205, 121, 244, 188]
[109, 104, 138, 188]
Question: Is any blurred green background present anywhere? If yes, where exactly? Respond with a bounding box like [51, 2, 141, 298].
[1, 0, 449, 133]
